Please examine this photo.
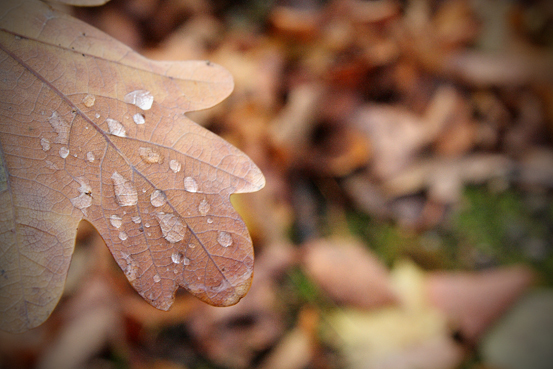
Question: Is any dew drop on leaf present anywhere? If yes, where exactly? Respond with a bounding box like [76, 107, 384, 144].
[124, 90, 154, 110]
[40, 137, 50, 151]
[122, 253, 138, 282]
[48, 111, 70, 144]
[183, 257, 190, 265]
[207, 218, 213, 224]
[133, 113, 145, 125]
[119, 231, 128, 241]
[131, 216, 141, 224]
[95, 113, 100, 119]
[110, 214, 123, 228]
[111, 171, 138, 207]
[82, 94, 95, 107]
[59, 146, 69, 158]
[171, 251, 183, 264]
[154, 212, 186, 243]
[139, 147, 163, 164]
[107, 118, 126, 137]
[153, 274, 161, 283]
[86, 151, 95, 162]
[169, 159, 181, 173]
[150, 190, 166, 207]
[217, 231, 233, 247]
[184, 177, 198, 192]
[70, 177, 92, 211]
[198, 199, 210, 216]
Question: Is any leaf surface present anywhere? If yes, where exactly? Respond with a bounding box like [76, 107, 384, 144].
[0, 0, 265, 333]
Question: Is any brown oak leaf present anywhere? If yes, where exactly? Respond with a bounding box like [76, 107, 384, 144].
[0, 0, 265, 333]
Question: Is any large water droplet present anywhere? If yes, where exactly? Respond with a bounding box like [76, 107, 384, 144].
[119, 231, 128, 241]
[48, 111, 70, 144]
[70, 177, 92, 212]
[139, 147, 163, 164]
[124, 90, 154, 110]
[217, 231, 233, 247]
[169, 159, 181, 173]
[153, 274, 161, 283]
[40, 137, 50, 151]
[184, 177, 198, 192]
[171, 251, 184, 264]
[59, 146, 69, 159]
[107, 118, 126, 137]
[154, 212, 186, 243]
[150, 190, 166, 207]
[83, 94, 95, 107]
[111, 171, 138, 206]
[198, 199, 210, 216]
[110, 214, 123, 228]
[133, 113, 145, 125]
[86, 151, 95, 162]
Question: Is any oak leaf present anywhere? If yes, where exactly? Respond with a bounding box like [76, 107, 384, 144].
[0, 0, 265, 333]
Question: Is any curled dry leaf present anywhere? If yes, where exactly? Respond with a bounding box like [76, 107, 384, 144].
[0, 0, 265, 333]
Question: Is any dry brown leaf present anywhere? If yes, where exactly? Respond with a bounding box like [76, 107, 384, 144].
[0, 0, 265, 333]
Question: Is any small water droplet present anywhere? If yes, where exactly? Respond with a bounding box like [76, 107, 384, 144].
[207, 218, 213, 224]
[169, 159, 181, 173]
[110, 214, 123, 228]
[133, 113, 145, 125]
[111, 171, 138, 206]
[139, 147, 163, 164]
[45, 160, 58, 170]
[119, 231, 128, 241]
[107, 118, 126, 137]
[86, 151, 95, 162]
[184, 177, 198, 192]
[153, 274, 161, 283]
[59, 146, 69, 158]
[145, 223, 150, 228]
[150, 190, 166, 207]
[183, 257, 190, 265]
[198, 199, 210, 216]
[40, 137, 50, 151]
[171, 252, 183, 264]
[82, 94, 95, 107]
[217, 231, 233, 247]
[15, 35, 21, 40]
[124, 90, 154, 110]
[154, 212, 186, 243]
[122, 253, 138, 282]
[95, 113, 100, 119]
[188, 243, 196, 249]
[131, 216, 141, 224]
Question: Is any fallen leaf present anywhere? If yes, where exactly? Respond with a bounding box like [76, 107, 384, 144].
[0, 0, 264, 333]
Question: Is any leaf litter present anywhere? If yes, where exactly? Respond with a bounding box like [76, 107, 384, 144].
[2, 0, 553, 368]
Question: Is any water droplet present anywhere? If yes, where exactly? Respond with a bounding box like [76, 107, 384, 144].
[45, 160, 58, 170]
[106, 118, 126, 137]
[111, 171, 138, 206]
[150, 190, 166, 207]
[82, 94, 95, 107]
[153, 274, 161, 283]
[124, 90, 154, 110]
[110, 214, 123, 228]
[169, 159, 181, 173]
[70, 177, 92, 212]
[207, 218, 213, 224]
[133, 113, 145, 125]
[119, 231, 128, 241]
[95, 113, 100, 119]
[86, 151, 95, 162]
[183, 257, 190, 265]
[145, 222, 150, 228]
[184, 177, 198, 192]
[59, 146, 69, 158]
[154, 212, 186, 243]
[198, 199, 210, 216]
[48, 111, 70, 144]
[122, 253, 138, 282]
[171, 252, 183, 264]
[139, 147, 163, 164]
[217, 231, 233, 247]
[131, 216, 141, 224]
[40, 137, 50, 151]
